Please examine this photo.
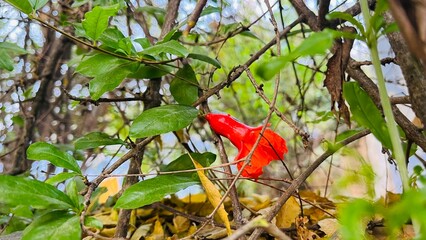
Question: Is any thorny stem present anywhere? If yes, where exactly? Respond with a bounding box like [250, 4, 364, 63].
[359, 0, 409, 190]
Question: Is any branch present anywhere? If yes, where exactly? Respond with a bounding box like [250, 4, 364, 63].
[248, 129, 371, 239]
[193, 15, 304, 106]
[32, 17, 179, 65]
[225, 216, 291, 240]
[289, 0, 320, 31]
[184, 0, 207, 35]
[318, 0, 331, 28]
[63, 89, 145, 105]
[346, 59, 426, 151]
[159, 0, 181, 39]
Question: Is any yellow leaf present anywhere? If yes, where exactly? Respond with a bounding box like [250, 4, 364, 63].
[100, 227, 116, 237]
[276, 196, 300, 228]
[98, 177, 120, 204]
[173, 215, 190, 233]
[180, 193, 207, 204]
[189, 154, 232, 235]
[130, 224, 152, 240]
[146, 218, 164, 240]
[110, 209, 119, 221]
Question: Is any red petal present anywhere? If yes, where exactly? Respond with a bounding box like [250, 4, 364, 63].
[206, 113, 287, 179]
[235, 127, 287, 179]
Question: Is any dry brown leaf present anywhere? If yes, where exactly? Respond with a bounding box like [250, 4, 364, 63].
[190, 154, 232, 235]
[401, 224, 416, 239]
[276, 196, 301, 228]
[324, 26, 356, 127]
[239, 194, 271, 211]
[299, 190, 336, 209]
[296, 216, 320, 240]
[154, 135, 163, 149]
[303, 207, 328, 223]
[317, 218, 338, 237]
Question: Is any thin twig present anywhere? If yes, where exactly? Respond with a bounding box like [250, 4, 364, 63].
[248, 129, 371, 239]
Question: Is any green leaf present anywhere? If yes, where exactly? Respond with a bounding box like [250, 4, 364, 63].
[142, 40, 189, 57]
[117, 37, 134, 55]
[114, 175, 199, 209]
[74, 132, 125, 150]
[130, 105, 199, 138]
[343, 82, 392, 150]
[11, 115, 24, 126]
[82, 4, 120, 41]
[327, 11, 365, 36]
[335, 128, 365, 142]
[127, 64, 172, 79]
[159, 29, 182, 43]
[382, 22, 398, 35]
[28, 0, 48, 10]
[89, 61, 138, 100]
[66, 180, 82, 213]
[22, 211, 81, 240]
[46, 172, 80, 185]
[0, 50, 14, 71]
[201, 5, 220, 16]
[134, 38, 151, 49]
[76, 53, 123, 77]
[77, 53, 140, 100]
[98, 27, 126, 49]
[0, 175, 74, 210]
[339, 199, 377, 240]
[162, 152, 216, 178]
[257, 29, 338, 80]
[137, 6, 165, 26]
[71, 0, 89, 8]
[170, 64, 199, 105]
[27, 142, 82, 174]
[4, 0, 32, 14]
[187, 53, 221, 68]
[239, 30, 261, 40]
[84, 216, 103, 230]
[0, 42, 27, 55]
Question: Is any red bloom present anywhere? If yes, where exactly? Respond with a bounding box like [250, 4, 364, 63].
[205, 113, 288, 179]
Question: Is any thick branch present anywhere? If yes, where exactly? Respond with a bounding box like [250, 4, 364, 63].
[289, 0, 320, 31]
[318, 0, 331, 29]
[384, 11, 426, 130]
[346, 59, 426, 151]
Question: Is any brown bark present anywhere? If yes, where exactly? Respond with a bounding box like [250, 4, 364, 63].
[384, 10, 426, 129]
[7, 31, 72, 175]
[114, 1, 182, 237]
[346, 59, 426, 151]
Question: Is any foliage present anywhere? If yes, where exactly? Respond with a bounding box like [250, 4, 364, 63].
[0, 0, 425, 239]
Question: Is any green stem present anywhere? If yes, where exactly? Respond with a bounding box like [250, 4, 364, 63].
[359, 0, 409, 190]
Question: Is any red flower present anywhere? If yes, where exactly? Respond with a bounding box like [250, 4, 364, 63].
[205, 113, 288, 179]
